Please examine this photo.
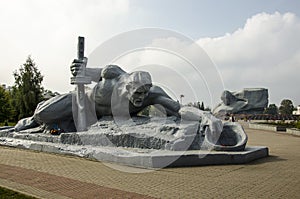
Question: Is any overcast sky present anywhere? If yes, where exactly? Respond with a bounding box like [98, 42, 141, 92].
[0, 0, 299, 107]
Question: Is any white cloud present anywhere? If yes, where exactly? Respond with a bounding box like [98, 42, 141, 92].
[198, 12, 300, 105]
[1, 5, 299, 108]
[110, 34, 225, 107]
[108, 12, 300, 107]
[0, 0, 129, 93]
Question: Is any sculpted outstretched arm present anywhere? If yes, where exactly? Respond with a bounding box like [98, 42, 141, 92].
[153, 96, 181, 117]
[148, 86, 180, 117]
[85, 68, 102, 82]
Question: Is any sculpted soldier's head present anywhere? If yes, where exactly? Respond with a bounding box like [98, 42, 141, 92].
[126, 71, 152, 107]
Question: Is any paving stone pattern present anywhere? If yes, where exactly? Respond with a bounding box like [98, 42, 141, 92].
[0, 125, 299, 198]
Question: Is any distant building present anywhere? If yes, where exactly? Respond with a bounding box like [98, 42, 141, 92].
[293, 105, 300, 115]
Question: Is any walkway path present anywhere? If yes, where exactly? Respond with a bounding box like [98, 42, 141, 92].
[0, 125, 299, 198]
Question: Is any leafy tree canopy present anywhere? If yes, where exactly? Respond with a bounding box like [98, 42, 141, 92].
[279, 99, 294, 115]
[264, 104, 278, 115]
[12, 56, 44, 120]
[0, 86, 12, 122]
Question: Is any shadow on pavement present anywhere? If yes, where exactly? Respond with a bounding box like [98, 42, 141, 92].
[248, 155, 286, 165]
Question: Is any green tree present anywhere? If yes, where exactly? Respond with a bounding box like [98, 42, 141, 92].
[279, 99, 294, 115]
[0, 86, 12, 123]
[200, 102, 205, 110]
[12, 56, 44, 120]
[264, 104, 278, 115]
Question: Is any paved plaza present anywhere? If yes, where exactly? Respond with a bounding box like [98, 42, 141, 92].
[0, 124, 299, 198]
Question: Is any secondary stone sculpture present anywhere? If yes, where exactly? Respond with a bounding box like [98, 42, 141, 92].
[213, 88, 268, 117]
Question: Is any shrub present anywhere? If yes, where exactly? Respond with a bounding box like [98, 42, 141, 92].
[295, 121, 300, 129]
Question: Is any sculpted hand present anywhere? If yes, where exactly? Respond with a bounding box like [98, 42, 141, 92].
[70, 57, 88, 76]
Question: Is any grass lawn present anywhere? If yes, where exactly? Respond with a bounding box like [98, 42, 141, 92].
[0, 186, 37, 198]
[0, 122, 16, 127]
[258, 121, 300, 129]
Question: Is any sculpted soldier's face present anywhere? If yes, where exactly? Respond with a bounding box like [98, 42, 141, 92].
[127, 84, 151, 107]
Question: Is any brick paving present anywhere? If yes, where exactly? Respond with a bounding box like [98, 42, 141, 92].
[0, 125, 299, 198]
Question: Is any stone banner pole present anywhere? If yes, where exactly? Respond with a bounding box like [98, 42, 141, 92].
[71, 36, 91, 131]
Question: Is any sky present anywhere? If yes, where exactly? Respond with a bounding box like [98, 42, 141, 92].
[0, 0, 299, 108]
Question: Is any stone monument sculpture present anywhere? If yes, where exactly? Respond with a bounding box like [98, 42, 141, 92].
[0, 37, 274, 168]
[10, 37, 249, 153]
[213, 88, 269, 117]
[14, 64, 181, 134]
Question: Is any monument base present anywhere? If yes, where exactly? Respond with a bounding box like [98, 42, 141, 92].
[0, 137, 268, 168]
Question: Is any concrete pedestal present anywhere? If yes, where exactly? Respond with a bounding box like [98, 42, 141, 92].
[0, 136, 268, 168]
